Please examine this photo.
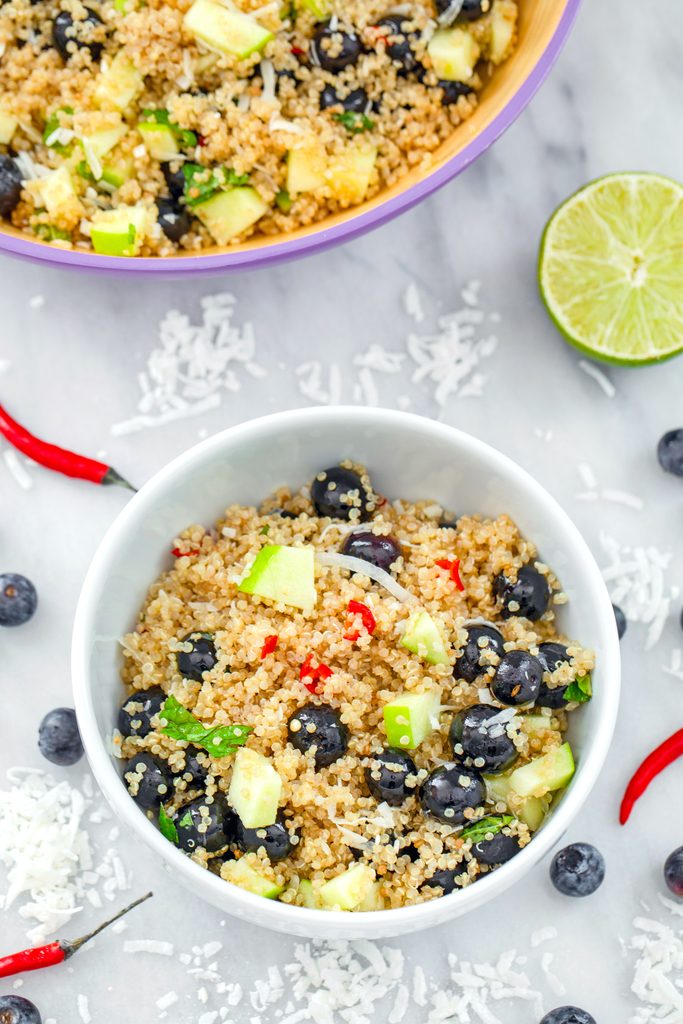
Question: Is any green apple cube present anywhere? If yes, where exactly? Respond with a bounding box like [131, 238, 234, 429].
[138, 122, 179, 161]
[509, 742, 575, 799]
[0, 109, 18, 145]
[358, 880, 385, 912]
[95, 52, 144, 112]
[484, 772, 550, 832]
[238, 544, 316, 611]
[90, 205, 148, 256]
[517, 795, 549, 831]
[183, 0, 273, 57]
[300, 0, 332, 19]
[490, 0, 516, 63]
[82, 121, 127, 159]
[228, 746, 282, 828]
[287, 141, 327, 195]
[383, 690, 441, 749]
[298, 879, 321, 909]
[222, 859, 283, 898]
[427, 28, 480, 82]
[319, 864, 375, 911]
[326, 141, 377, 204]
[33, 166, 76, 218]
[194, 186, 268, 246]
[100, 156, 133, 188]
[400, 610, 450, 665]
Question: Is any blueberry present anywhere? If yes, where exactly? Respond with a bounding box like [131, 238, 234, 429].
[420, 764, 486, 825]
[52, 8, 103, 62]
[235, 811, 298, 861]
[176, 794, 235, 853]
[613, 603, 627, 639]
[0, 157, 23, 219]
[456, 0, 491, 20]
[0, 996, 42, 1024]
[365, 748, 417, 806]
[472, 831, 521, 866]
[491, 650, 543, 706]
[273, 507, 298, 519]
[162, 162, 186, 199]
[375, 16, 419, 73]
[423, 868, 466, 894]
[664, 846, 683, 897]
[310, 21, 362, 72]
[536, 642, 571, 709]
[657, 429, 683, 477]
[117, 686, 166, 739]
[157, 196, 192, 243]
[310, 466, 371, 521]
[125, 752, 173, 810]
[540, 1009, 596, 1024]
[439, 80, 475, 105]
[38, 708, 83, 766]
[494, 566, 550, 621]
[341, 531, 402, 573]
[439, 514, 459, 528]
[320, 85, 368, 112]
[176, 632, 217, 681]
[0, 573, 37, 626]
[550, 842, 605, 897]
[173, 746, 210, 788]
[449, 704, 517, 773]
[287, 703, 349, 769]
[454, 625, 504, 683]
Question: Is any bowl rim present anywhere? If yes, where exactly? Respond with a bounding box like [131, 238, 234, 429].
[72, 406, 620, 936]
[3, 0, 581, 275]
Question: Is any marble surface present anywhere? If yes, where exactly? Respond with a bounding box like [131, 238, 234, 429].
[3, 1, 683, 1020]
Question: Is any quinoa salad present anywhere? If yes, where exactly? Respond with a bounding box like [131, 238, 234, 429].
[0, 0, 518, 256]
[116, 463, 594, 912]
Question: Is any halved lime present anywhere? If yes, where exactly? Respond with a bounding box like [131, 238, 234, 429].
[539, 173, 683, 365]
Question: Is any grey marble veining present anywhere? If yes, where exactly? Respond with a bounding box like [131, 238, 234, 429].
[2, 1, 683, 1019]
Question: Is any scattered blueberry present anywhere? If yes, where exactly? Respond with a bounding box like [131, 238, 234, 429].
[457, 0, 491, 20]
[540, 1009, 596, 1024]
[117, 686, 166, 739]
[157, 196, 192, 243]
[38, 708, 83, 766]
[176, 632, 218, 681]
[449, 703, 517, 773]
[536, 642, 571, 709]
[423, 868, 465, 894]
[550, 842, 605, 897]
[341, 530, 402, 572]
[310, 466, 371, 521]
[162, 162, 186, 198]
[454, 625, 504, 683]
[52, 7, 103, 62]
[491, 650, 543, 706]
[420, 763, 486, 825]
[320, 85, 368, 112]
[613, 603, 627, 639]
[440, 80, 474, 105]
[375, 16, 419, 73]
[287, 704, 349, 768]
[173, 746, 210, 788]
[664, 846, 683, 897]
[310, 21, 362, 72]
[0, 995, 42, 1024]
[365, 748, 417, 806]
[175, 795, 236, 853]
[0, 573, 37, 626]
[657, 428, 683, 477]
[0, 157, 23, 219]
[125, 753, 173, 810]
[494, 566, 551, 621]
[235, 811, 297, 861]
[472, 831, 521, 866]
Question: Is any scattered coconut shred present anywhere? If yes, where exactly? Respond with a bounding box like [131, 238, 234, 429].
[600, 533, 679, 650]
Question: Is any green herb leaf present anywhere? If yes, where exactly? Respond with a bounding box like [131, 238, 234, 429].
[183, 163, 249, 208]
[34, 222, 72, 242]
[141, 108, 197, 148]
[564, 674, 592, 704]
[160, 694, 251, 757]
[43, 106, 74, 154]
[460, 814, 514, 844]
[332, 111, 374, 134]
[158, 803, 178, 843]
[275, 188, 292, 213]
[259, 524, 270, 535]
[177, 809, 193, 829]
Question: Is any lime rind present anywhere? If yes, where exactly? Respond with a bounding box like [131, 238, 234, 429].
[538, 172, 683, 366]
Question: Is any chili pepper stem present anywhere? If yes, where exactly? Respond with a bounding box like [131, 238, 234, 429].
[101, 467, 137, 492]
[61, 891, 153, 957]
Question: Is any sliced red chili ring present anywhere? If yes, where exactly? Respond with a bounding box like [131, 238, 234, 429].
[300, 653, 333, 694]
[344, 599, 377, 641]
[435, 557, 465, 592]
[260, 634, 279, 659]
[171, 547, 200, 558]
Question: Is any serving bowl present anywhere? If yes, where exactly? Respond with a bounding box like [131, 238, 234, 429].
[72, 406, 619, 939]
[4, 1, 580, 275]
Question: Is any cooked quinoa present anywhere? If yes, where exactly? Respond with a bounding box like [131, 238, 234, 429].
[0, 0, 517, 255]
[117, 462, 594, 912]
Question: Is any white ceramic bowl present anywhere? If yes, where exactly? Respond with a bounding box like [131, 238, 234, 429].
[72, 407, 620, 940]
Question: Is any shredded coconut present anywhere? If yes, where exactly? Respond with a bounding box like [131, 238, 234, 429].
[600, 533, 678, 649]
[578, 359, 616, 398]
[3, 448, 33, 489]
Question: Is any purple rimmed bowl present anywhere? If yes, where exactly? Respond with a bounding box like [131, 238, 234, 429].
[0, 0, 580, 275]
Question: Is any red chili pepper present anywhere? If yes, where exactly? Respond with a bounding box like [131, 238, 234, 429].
[171, 547, 201, 558]
[0, 892, 152, 979]
[196, 134, 207, 146]
[261, 634, 278, 659]
[620, 729, 683, 824]
[344, 600, 377, 641]
[0, 401, 135, 491]
[300, 653, 332, 693]
[290, 45, 305, 56]
[435, 558, 465, 592]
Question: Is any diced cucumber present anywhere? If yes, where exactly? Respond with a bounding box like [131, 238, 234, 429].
[319, 864, 375, 911]
[383, 690, 441, 749]
[228, 746, 282, 828]
[509, 743, 575, 800]
[238, 544, 316, 612]
[326, 141, 376, 204]
[518, 795, 549, 831]
[298, 879, 321, 909]
[194, 186, 268, 245]
[95, 52, 144, 112]
[521, 713, 557, 738]
[484, 772, 549, 832]
[358, 880, 385, 912]
[401, 610, 451, 666]
[138, 122, 179, 161]
[184, 0, 273, 58]
[489, 0, 517, 63]
[427, 28, 480, 82]
[222, 859, 283, 899]
[0, 109, 17, 145]
[31, 166, 76, 218]
[81, 121, 127, 159]
[286, 140, 327, 194]
[90, 204, 148, 256]
[100, 156, 134, 188]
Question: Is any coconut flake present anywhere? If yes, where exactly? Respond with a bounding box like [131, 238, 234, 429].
[316, 551, 416, 604]
[578, 359, 616, 398]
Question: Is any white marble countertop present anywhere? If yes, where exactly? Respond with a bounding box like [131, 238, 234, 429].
[3, 1, 683, 1020]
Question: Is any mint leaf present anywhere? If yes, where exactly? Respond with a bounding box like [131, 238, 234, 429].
[177, 809, 193, 829]
[35, 222, 71, 242]
[332, 111, 374, 134]
[183, 164, 249, 208]
[461, 814, 514, 844]
[159, 694, 251, 758]
[564, 674, 592, 704]
[159, 803, 178, 843]
[275, 189, 292, 213]
[142, 108, 197, 148]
